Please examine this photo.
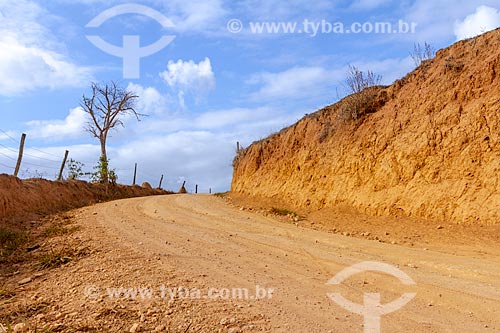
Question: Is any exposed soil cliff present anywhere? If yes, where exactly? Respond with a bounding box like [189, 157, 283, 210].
[232, 29, 500, 225]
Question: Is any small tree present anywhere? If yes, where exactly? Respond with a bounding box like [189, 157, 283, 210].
[89, 156, 117, 185]
[66, 159, 86, 180]
[89, 156, 109, 183]
[410, 42, 435, 66]
[81, 81, 141, 184]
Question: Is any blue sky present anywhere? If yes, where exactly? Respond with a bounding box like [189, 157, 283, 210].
[0, 0, 499, 192]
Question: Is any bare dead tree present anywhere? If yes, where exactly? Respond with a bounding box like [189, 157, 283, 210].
[410, 42, 435, 66]
[81, 81, 141, 183]
[345, 64, 382, 94]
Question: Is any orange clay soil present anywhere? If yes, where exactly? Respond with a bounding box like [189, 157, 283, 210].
[232, 28, 500, 225]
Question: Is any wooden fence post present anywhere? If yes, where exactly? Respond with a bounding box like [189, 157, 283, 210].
[178, 180, 187, 193]
[57, 150, 69, 181]
[13, 133, 26, 177]
[195, 184, 198, 194]
[236, 141, 240, 151]
[158, 174, 164, 189]
[133, 163, 137, 185]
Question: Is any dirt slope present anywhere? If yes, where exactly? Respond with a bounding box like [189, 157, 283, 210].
[0, 174, 169, 223]
[2, 195, 499, 332]
[232, 29, 500, 225]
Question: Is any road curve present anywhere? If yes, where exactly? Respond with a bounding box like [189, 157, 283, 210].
[91, 194, 500, 332]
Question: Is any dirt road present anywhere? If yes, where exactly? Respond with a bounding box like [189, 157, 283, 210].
[4, 194, 499, 332]
[79, 194, 499, 332]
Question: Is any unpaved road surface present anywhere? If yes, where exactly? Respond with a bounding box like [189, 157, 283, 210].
[91, 195, 500, 332]
[4, 194, 500, 332]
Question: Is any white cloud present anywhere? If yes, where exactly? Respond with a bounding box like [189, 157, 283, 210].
[54, 0, 227, 33]
[161, 0, 227, 32]
[0, 0, 93, 95]
[0, 129, 17, 142]
[194, 107, 275, 129]
[12, 102, 300, 190]
[140, 104, 300, 136]
[108, 105, 301, 191]
[349, 0, 392, 11]
[247, 56, 415, 102]
[10, 143, 99, 179]
[234, 0, 334, 21]
[403, 1, 500, 42]
[24, 84, 171, 143]
[26, 107, 87, 139]
[126, 83, 170, 115]
[247, 66, 342, 101]
[160, 58, 216, 106]
[109, 130, 233, 191]
[0, 37, 93, 96]
[454, 6, 500, 40]
[351, 57, 414, 86]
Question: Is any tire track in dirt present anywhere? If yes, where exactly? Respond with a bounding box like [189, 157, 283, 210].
[90, 194, 500, 332]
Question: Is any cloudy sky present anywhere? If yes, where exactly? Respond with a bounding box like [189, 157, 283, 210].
[0, 0, 499, 192]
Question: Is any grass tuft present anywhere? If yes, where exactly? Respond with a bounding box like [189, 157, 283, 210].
[41, 222, 79, 238]
[39, 249, 73, 269]
[0, 284, 15, 300]
[0, 227, 27, 263]
[270, 207, 297, 217]
[38, 246, 89, 269]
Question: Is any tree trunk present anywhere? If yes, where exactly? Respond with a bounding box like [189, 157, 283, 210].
[100, 138, 109, 184]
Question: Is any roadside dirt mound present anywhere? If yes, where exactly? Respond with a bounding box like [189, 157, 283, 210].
[232, 29, 500, 225]
[0, 174, 170, 224]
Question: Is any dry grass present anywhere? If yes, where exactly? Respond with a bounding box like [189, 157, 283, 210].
[270, 207, 297, 217]
[40, 214, 80, 238]
[337, 86, 386, 123]
[41, 223, 79, 238]
[38, 246, 89, 269]
[232, 146, 248, 168]
[0, 213, 91, 331]
[38, 249, 74, 269]
[0, 284, 15, 300]
[0, 301, 53, 332]
[1, 215, 85, 272]
[444, 56, 464, 72]
[0, 227, 27, 264]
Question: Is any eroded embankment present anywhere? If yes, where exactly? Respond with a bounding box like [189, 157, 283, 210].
[0, 174, 170, 223]
[232, 29, 500, 224]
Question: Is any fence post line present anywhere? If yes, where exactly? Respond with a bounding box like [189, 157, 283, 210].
[13, 133, 26, 177]
[158, 174, 163, 189]
[57, 150, 69, 181]
[133, 163, 137, 185]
